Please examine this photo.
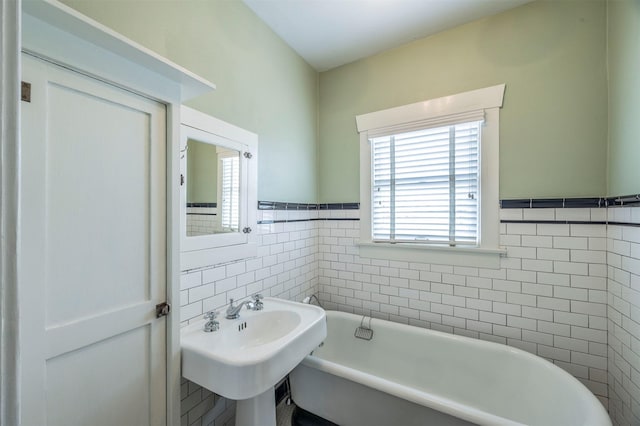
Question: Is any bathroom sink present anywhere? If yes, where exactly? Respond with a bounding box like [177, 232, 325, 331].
[181, 297, 326, 401]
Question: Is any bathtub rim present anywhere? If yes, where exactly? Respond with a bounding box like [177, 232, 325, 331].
[299, 310, 611, 426]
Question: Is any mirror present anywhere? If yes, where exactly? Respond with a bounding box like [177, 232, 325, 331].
[186, 139, 241, 236]
[180, 106, 258, 271]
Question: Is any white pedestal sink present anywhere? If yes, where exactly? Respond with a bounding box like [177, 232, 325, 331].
[181, 297, 326, 426]
[236, 388, 276, 426]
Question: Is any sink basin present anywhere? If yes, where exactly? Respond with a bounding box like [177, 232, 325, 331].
[181, 297, 326, 401]
[217, 310, 301, 351]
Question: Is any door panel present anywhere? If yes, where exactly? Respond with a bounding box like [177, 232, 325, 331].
[44, 81, 152, 326]
[20, 53, 167, 426]
[45, 326, 151, 426]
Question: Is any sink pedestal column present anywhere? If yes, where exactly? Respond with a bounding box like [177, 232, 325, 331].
[236, 388, 276, 426]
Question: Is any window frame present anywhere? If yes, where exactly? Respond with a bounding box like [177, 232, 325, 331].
[356, 84, 506, 267]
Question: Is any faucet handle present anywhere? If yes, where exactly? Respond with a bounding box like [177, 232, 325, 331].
[204, 310, 218, 320]
[251, 293, 264, 310]
[203, 310, 220, 332]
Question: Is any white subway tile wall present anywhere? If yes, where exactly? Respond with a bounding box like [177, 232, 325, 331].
[180, 204, 640, 426]
[607, 208, 640, 426]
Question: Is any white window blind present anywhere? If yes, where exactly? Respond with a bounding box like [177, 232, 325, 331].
[370, 120, 482, 246]
[220, 155, 240, 231]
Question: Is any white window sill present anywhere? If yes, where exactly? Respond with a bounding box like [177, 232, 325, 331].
[358, 242, 505, 269]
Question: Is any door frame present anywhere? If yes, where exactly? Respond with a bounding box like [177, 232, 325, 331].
[0, 0, 21, 424]
[10, 2, 215, 425]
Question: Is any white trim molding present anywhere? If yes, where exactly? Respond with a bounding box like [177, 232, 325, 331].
[357, 84, 506, 268]
[356, 84, 506, 134]
[22, 0, 214, 102]
[1, 0, 21, 424]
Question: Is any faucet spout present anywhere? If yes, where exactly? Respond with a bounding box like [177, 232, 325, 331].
[225, 299, 252, 319]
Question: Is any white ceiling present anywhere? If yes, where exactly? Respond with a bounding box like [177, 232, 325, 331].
[242, 0, 532, 72]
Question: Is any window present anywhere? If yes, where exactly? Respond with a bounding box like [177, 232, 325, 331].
[371, 120, 481, 245]
[356, 85, 505, 266]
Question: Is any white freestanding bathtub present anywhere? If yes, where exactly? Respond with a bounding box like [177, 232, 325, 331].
[290, 310, 611, 426]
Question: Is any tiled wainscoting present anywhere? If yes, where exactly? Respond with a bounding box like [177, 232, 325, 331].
[179, 202, 640, 426]
[607, 208, 640, 425]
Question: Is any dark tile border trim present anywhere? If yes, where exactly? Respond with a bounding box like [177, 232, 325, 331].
[500, 220, 607, 225]
[259, 196, 640, 211]
[319, 203, 360, 210]
[256, 200, 361, 224]
[500, 195, 640, 209]
[254, 198, 640, 225]
[608, 222, 640, 228]
[187, 202, 217, 208]
[607, 195, 640, 207]
[258, 201, 359, 210]
[500, 198, 605, 209]
[258, 218, 359, 224]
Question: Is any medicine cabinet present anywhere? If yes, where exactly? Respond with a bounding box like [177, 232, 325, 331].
[180, 106, 258, 270]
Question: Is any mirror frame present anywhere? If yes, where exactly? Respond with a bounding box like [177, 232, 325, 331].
[180, 106, 258, 270]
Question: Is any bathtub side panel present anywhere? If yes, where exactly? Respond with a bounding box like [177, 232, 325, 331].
[290, 362, 475, 426]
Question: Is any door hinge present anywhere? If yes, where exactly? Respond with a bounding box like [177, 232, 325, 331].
[156, 302, 171, 318]
[21, 81, 31, 103]
[243, 152, 252, 159]
[242, 227, 252, 234]
[180, 174, 185, 186]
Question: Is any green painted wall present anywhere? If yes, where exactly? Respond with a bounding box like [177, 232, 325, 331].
[607, 0, 640, 196]
[318, 0, 608, 202]
[63, 0, 616, 203]
[62, 0, 318, 203]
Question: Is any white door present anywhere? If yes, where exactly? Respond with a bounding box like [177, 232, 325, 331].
[20, 53, 167, 426]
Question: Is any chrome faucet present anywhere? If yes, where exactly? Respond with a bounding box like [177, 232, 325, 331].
[251, 293, 264, 311]
[203, 310, 219, 332]
[225, 294, 264, 319]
